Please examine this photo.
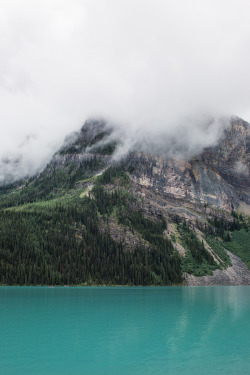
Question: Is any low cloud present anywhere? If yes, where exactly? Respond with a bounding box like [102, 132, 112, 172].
[1, 0, 250, 183]
[110, 115, 230, 161]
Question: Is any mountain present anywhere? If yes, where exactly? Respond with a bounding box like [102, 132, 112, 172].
[0, 117, 249, 286]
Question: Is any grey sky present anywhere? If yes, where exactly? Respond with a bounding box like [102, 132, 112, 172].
[1, 0, 250, 181]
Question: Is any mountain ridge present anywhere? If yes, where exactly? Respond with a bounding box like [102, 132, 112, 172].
[0, 116, 249, 286]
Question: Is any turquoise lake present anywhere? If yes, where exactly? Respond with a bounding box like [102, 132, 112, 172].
[0, 286, 250, 375]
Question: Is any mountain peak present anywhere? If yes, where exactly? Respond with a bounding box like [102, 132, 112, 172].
[0, 116, 250, 286]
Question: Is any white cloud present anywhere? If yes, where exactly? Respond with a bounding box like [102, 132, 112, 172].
[0, 0, 250, 182]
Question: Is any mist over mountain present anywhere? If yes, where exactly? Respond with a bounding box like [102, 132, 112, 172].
[1, 1, 250, 184]
[1, 1, 250, 286]
[0, 116, 249, 286]
[0, 115, 236, 185]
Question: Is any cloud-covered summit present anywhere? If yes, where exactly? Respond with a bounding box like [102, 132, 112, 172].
[1, 0, 250, 183]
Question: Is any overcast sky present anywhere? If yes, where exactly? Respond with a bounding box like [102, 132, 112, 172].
[1, 0, 250, 181]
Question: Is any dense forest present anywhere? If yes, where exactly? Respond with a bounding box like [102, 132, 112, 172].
[0, 198, 180, 285]
[0, 155, 249, 286]
[0, 160, 183, 285]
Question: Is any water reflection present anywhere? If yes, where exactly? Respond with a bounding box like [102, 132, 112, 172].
[0, 286, 250, 375]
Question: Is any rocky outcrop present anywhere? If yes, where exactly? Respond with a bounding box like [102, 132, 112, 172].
[98, 216, 149, 252]
[124, 117, 250, 212]
[185, 251, 250, 286]
[45, 120, 114, 172]
[126, 153, 239, 212]
[199, 117, 250, 205]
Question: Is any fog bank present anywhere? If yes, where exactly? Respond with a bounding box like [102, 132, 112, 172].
[1, 0, 250, 183]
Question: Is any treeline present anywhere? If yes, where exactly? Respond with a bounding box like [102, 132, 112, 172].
[0, 156, 103, 209]
[200, 212, 249, 242]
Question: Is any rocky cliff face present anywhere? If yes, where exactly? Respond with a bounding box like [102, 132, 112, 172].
[200, 117, 250, 205]
[122, 117, 249, 213]
[45, 118, 250, 223]
[55, 116, 249, 213]
[49, 117, 250, 215]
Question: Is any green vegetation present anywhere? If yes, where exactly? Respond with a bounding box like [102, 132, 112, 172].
[0, 147, 249, 285]
[93, 185, 131, 216]
[0, 157, 103, 208]
[203, 211, 250, 269]
[92, 141, 118, 155]
[178, 221, 218, 276]
[127, 165, 135, 174]
[207, 212, 249, 239]
[181, 251, 217, 276]
[59, 145, 81, 155]
[222, 229, 250, 269]
[92, 170, 182, 284]
[0, 195, 182, 285]
[205, 236, 232, 267]
[0, 162, 182, 286]
[90, 132, 106, 145]
[95, 164, 130, 186]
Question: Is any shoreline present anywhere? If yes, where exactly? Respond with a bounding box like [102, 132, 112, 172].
[1, 251, 250, 288]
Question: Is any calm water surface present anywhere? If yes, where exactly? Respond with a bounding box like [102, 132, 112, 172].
[0, 286, 250, 375]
